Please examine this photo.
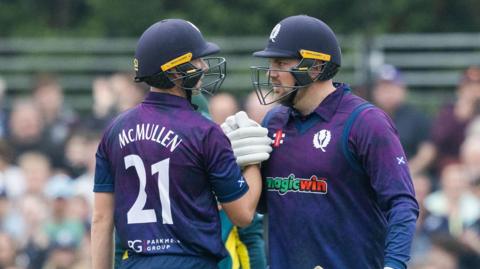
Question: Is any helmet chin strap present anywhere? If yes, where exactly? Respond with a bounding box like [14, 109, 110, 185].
[279, 59, 323, 107]
[170, 62, 203, 109]
[183, 89, 198, 109]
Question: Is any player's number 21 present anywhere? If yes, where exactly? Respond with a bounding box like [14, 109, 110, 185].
[124, 154, 173, 225]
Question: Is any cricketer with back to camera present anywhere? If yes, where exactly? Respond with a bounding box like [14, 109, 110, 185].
[222, 14, 419, 269]
[91, 18, 272, 269]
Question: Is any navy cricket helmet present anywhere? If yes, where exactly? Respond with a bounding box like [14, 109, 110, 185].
[134, 19, 226, 96]
[251, 15, 341, 105]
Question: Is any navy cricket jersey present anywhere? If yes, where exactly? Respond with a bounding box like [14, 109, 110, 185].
[94, 92, 248, 261]
[261, 83, 419, 269]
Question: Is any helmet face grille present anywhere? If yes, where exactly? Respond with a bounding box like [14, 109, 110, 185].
[250, 66, 305, 105]
[250, 59, 339, 105]
[168, 57, 226, 95]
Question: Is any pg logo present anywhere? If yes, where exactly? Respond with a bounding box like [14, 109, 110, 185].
[128, 240, 143, 253]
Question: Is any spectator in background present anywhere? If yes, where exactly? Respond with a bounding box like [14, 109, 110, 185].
[0, 232, 18, 268]
[0, 77, 9, 138]
[423, 163, 480, 237]
[7, 100, 45, 156]
[410, 174, 434, 264]
[32, 74, 77, 147]
[63, 130, 89, 179]
[462, 177, 480, 255]
[83, 76, 117, 130]
[243, 91, 275, 124]
[0, 183, 21, 241]
[7, 99, 63, 168]
[460, 134, 480, 181]
[0, 180, 25, 246]
[466, 116, 480, 137]
[0, 140, 24, 199]
[42, 236, 83, 269]
[18, 194, 50, 269]
[43, 181, 84, 260]
[74, 231, 92, 269]
[372, 64, 432, 176]
[428, 66, 480, 176]
[411, 234, 480, 269]
[67, 195, 91, 231]
[18, 151, 52, 197]
[72, 130, 101, 207]
[208, 92, 239, 125]
[110, 72, 147, 112]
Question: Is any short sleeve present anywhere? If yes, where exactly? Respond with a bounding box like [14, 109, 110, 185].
[93, 138, 114, 193]
[203, 125, 248, 203]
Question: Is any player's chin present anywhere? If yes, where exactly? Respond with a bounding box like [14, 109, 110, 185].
[192, 82, 202, 94]
[191, 89, 201, 95]
[273, 85, 288, 95]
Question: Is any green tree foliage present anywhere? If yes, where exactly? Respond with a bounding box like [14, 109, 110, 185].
[0, 0, 479, 37]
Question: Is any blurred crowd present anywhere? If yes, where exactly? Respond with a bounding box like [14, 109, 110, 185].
[0, 65, 479, 269]
[371, 65, 480, 269]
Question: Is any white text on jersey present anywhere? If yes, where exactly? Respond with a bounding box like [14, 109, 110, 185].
[118, 123, 183, 152]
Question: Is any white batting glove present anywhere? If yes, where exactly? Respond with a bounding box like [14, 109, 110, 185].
[220, 111, 272, 167]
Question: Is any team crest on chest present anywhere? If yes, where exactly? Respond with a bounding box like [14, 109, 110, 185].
[313, 129, 331, 152]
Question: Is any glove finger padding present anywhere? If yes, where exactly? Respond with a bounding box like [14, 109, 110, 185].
[227, 126, 268, 140]
[236, 152, 270, 166]
[235, 111, 259, 128]
[220, 122, 234, 134]
[231, 136, 272, 149]
[225, 115, 239, 130]
[234, 145, 272, 157]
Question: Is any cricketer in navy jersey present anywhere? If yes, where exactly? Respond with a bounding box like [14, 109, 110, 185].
[94, 92, 248, 260]
[261, 84, 419, 269]
[92, 19, 269, 269]
[243, 15, 419, 269]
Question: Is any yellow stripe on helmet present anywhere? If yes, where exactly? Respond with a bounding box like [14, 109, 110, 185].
[161, 52, 193, 71]
[300, 49, 331, 62]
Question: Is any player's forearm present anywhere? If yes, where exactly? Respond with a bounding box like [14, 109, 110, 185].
[384, 197, 419, 269]
[91, 215, 114, 269]
[91, 192, 115, 269]
[242, 164, 263, 217]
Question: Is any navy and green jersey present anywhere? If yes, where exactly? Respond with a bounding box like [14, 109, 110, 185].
[218, 211, 266, 269]
[260, 83, 419, 269]
[94, 92, 248, 261]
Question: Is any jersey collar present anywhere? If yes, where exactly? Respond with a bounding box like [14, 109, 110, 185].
[142, 91, 196, 110]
